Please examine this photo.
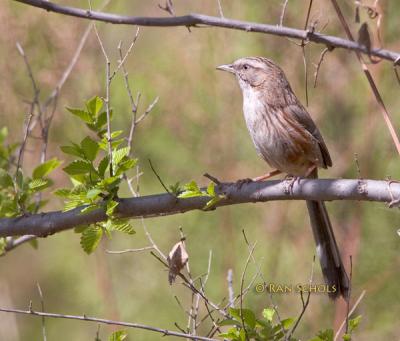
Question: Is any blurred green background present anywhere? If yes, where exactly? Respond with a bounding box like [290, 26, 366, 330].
[0, 0, 399, 340]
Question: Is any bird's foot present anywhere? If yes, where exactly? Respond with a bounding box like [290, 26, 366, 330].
[235, 178, 253, 189]
[283, 175, 301, 195]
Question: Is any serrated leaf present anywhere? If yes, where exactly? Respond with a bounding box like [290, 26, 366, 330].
[66, 107, 94, 124]
[98, 156, 110, 177]
[60, 144, 84, 158]
[108, 330, 127, 341]
[112, 147, 130, 167]
[86, 96, 103, 116]
[54, 188, 71, 198]
[81, 136, 99, 161]
[106, 200, 118, 217]
[80, 225, 103, 254]
[33, 158, 61, 179]
[63, 199, 85, 212]
[263, 308, 275, 322]
[28, 178, 50, 192]
[106, 219, 135, 235]
[115, 158, 137, 176]
[0, 169, 13, 188]
[63, 160, 92, 175]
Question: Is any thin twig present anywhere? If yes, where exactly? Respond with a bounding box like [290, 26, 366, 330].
[148, 159, 171, 194]
[313, 47, 330, 88]
[106, 246, 154, 254]
[36, 283, 47, 341]
[345, 256, 353, 334]
[92, 19, 113, 176]
[239, 232, 257, 341]
[286, 256, 315, 340]
[279, 0, 289, 26]
[227, 269, 234, 308]
[216, 0, 224, 18]
[334, 290, 366, 341]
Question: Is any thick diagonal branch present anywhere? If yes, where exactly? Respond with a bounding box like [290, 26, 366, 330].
[0, 178, 398, 238]
[13, 0, 400, 63]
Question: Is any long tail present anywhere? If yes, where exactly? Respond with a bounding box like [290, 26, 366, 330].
[306, 172, 350, 299]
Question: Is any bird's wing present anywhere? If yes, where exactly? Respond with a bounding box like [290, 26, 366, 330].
[286, 104, 332, 168]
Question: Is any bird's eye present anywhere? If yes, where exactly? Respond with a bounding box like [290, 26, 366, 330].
[243, 64, 249, 70]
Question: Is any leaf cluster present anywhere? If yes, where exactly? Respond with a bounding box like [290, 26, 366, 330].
[219, 307, 362, 341]
[57, 96, 137, 254]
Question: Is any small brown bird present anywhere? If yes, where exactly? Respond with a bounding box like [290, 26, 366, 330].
[217, 57, 349, 299]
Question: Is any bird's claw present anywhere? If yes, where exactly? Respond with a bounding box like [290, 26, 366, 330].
[283, 175, 300, 195]
[235, 178, 253, 190]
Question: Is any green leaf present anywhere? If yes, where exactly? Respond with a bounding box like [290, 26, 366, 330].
[342, 334, 351, 341]
[66, 107, 93, 124]
[16, 169, 23, 189]
[54, 188, 71, 198]
[178, 181, 203, 198]
[32, 158, 61, 179]
[96, 111, 108, 128]
[81, 136, 99, 161]
[98, 156, 110, 178]
[80, 225, 103, 254]
[63, 160, 93, 175]
[207, 182, 216, 196]
[108, 330, 127, 341]
[311, 329, 333, 341]
[263, 308, 275, 322]
[0, 169, 13, 188]
[28, 238, 38, 250]
[218, 319, 242, 327]
[74, 225, 88, 233]
[112, 147, 130, 166]
[228, 308, 256, 329]
[348, 315, 362, 333]
[28, 178, 50, 192]
[281, 317, 294, 330]
[106, 219, 135, 235]
[0, 127, 8, 144]
[168, 182, 181, 196]
[80, 204, 99, 214]
[203, 196, 221, 210]
[60, 144, 84, 158]
[106, 200, 118, 217]
[86, 188, 102, 200]
[115, 158, 137, 176]
[86, 96, 103, 116]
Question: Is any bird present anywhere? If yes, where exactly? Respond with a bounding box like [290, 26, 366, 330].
[216, 57, 349, 299]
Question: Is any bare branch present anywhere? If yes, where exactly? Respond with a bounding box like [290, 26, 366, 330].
[0, 307, 218, 341]
[0, 178, 399, 238]
[12, 0, 400, 63]
[329, 0, 400, 155]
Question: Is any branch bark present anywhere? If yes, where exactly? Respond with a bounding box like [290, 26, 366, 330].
[0, 178, 398, 238]
[13, 0, 400, 63]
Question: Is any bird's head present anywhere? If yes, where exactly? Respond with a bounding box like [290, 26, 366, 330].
[216, 57, 288, 92]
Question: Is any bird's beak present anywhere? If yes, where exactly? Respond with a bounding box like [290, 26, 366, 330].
[216, 63, 235, 74]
